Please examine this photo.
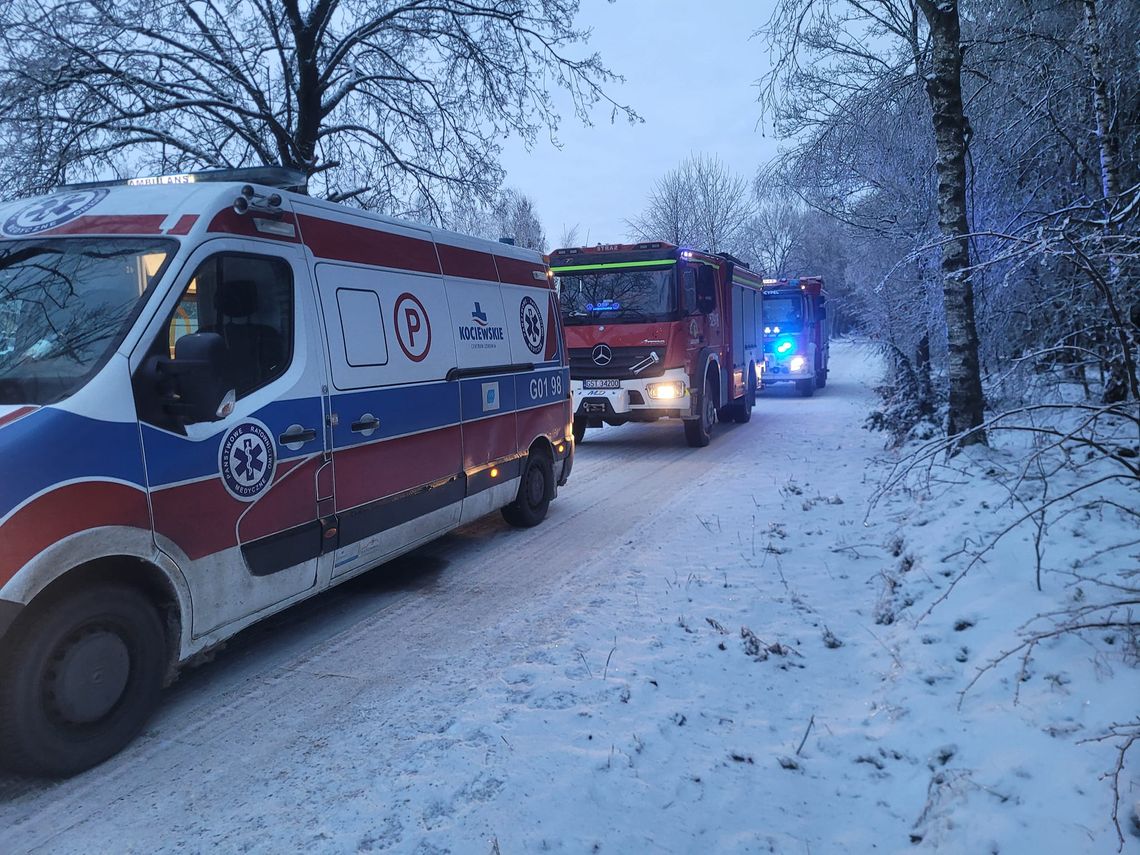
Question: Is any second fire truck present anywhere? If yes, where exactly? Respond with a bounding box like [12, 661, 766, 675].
[553, 242, 765, 447]
[761, 276, 830, 397]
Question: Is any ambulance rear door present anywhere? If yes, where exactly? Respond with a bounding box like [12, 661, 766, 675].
[439, 243, 523, 523]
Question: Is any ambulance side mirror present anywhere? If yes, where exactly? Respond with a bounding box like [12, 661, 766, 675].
[165, 332, 234, 424]
[696, 268, 716, 315]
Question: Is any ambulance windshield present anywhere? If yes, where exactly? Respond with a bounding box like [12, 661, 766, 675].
[0, 238, 176, 405]
[558, 267, 677, 325]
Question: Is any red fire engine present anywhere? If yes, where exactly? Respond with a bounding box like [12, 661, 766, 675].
[553, 242, 765, 447]
[761, 276, 830, 397]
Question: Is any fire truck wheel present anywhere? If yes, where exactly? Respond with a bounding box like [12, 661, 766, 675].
[502, 450, 553, 528]
[572, 416, 587, 444]
[684, 373, 715, 447]
[815, 369, 827, 389]
[0, 584, 167, 777]
[731, 369, 756, 424]
[797, 379, 815, 398]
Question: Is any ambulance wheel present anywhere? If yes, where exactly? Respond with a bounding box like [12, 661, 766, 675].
[684, 373, 715, 447]
[0, 584, 166, 777]
[797, 379, 815, 398]
[502, 451, 553, 528]
[572, 416, 587, 445]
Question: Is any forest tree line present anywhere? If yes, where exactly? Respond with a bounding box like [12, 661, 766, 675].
[0, 0, 1135, 441]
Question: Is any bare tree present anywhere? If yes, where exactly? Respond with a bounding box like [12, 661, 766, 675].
[0, 0, 638, 214]
[556, 223, 581, 249]
[744, 194, 808, 275]
[626, 153, 755, 255]
[493, 188, 546, 251]
[437, 186, 546, 251]
[625, 165, 696, 247]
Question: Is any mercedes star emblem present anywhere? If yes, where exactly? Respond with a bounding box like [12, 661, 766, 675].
[591, 344, 613, 366]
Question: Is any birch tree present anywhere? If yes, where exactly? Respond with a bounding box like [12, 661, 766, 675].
[762, 0, 986, 446]
[915, 0, 985, 443]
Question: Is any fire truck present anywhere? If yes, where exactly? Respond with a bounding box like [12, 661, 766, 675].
[761, 276, 829, 397]
[553, 242, 765, 447]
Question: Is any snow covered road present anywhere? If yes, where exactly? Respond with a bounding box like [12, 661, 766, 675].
[2, 339, 1134, 854]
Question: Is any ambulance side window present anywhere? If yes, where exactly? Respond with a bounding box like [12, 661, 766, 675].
[139, 253, 294, 428]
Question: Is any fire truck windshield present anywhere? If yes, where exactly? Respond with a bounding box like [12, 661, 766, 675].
[763, 294, 804, 330]
[0, 238, 176, 405]
[558, 267, 677, 325]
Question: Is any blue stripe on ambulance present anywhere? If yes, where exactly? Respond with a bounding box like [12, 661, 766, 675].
[0, 408, 145, 521]
[140, 396, 325, 487]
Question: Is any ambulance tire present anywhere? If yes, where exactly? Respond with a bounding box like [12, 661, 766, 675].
[502, 450, 553, 528]
[797, 379, 815, 398]
[572, 416, 587, 445]
[0, 584, 166, 777]
[684, 372, 715, 448]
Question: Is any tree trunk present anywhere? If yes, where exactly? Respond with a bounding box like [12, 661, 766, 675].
[1081, 0, 1137, 402]
[917, 0, 986, 446]
[1082, 0, 1120, 202]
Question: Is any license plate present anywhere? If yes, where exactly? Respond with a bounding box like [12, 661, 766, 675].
[582, 379, 621, 389]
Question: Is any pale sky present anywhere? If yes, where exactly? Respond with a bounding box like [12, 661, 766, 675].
[498, 0, 782, 248]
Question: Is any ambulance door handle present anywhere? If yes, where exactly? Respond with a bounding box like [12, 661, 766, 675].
[279, 426, 317, 445]
[351, 415, 380, 436]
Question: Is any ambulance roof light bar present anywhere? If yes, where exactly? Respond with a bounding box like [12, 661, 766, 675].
[57, 166, 308, 192]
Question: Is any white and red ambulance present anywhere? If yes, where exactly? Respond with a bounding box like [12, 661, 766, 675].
[0, 167, 573, 775]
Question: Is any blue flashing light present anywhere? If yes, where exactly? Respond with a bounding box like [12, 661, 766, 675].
[775, 337, 796, 355]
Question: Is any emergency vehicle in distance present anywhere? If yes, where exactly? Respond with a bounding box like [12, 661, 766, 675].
[553, 242, 765, 447]
[761, 276, 830, 397]
[0, 166, 573, 776]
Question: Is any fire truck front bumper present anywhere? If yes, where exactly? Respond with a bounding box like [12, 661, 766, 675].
[764, 353, 813, 381]
[572, 368, 691, 422]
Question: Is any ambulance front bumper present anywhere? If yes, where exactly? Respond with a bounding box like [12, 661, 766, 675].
[572, 368, 691, 417]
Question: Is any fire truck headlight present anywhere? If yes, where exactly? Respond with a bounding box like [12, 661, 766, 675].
[790, 356, 806, 372]
[647, 381, 685, 400]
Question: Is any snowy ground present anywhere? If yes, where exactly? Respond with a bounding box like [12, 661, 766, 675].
[1, 340, 1137, 854]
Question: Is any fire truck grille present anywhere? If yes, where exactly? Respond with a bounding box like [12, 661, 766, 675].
[569, 346, 668, 379]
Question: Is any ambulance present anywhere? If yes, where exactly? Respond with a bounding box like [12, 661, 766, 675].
[0, 167, 573, 775]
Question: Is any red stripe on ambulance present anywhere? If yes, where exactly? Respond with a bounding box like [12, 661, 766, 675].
[41, 214, 167, 235]
[332, 426, 462, 513]
[0, 482, 150, 586]
[166, 214, 199, 235]
[150, 458, 314, 560]
[0, 406, 37, 429]
[437, 243, 498, 283]
[298, 214, 441, 274]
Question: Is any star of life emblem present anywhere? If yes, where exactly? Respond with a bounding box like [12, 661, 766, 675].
[2, 189, 109, 236]
[519, 296, 545, 355]
[219, 421, 277, 501]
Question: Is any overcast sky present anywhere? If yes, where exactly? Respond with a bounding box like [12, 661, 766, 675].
[497, 0, 782, 249]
